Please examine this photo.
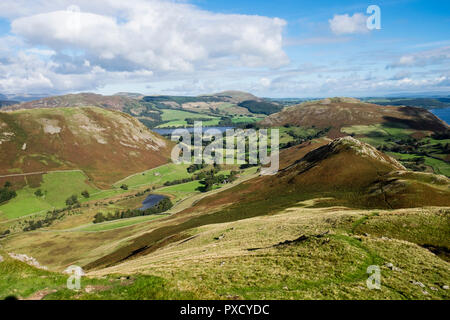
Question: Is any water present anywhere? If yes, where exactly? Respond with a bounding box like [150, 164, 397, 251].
[152, 126, 234, 136]
[430, 108, 450, 125]
[140, 194, 166, 211]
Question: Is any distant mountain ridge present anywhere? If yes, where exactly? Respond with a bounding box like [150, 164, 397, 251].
[260, 97, 449, 137]
[2, 93, 141, 112]
[2, 91, 283, 128]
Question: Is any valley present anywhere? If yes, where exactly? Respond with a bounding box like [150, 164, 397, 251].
[0, 92, 449, 301]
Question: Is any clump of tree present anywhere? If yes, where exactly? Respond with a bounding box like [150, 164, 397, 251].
[197, 169, 237, 192]
[65, 194, 79, 206]
[164, 176, 196, 186]
[81, 190, 90, 198]
[238, 100, 282, 115]
[218, 117, 234, 126]
[0, 181, 17, 204]
[93, 197, 173, 224]
[186, 117, 211, 125]
[279, 127, 330, 149]
[120, 184, 128, 190]
[187, 161, 207, 173]
[23, 208, 82, 232]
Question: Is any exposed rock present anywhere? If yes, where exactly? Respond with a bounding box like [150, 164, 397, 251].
[384, 262, 401, 272]
[0, 255, 3, 263]
[410, 280, 425, 288]
[443, 285, 449, 290]
[8, 253, 48, 270]
[214, 234, 225, 240]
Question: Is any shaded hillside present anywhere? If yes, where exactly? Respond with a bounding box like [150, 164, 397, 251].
[260, 98, 449, 137]
[0, 107, 172, 187]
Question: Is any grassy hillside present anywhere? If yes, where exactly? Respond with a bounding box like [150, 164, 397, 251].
[2, 207, 448, 300]
[0, 171, 98, 219]
[91, 207, 449, 300]
[78, 138, 449, 271]
[0, 107, 172, 187]
[260, 98, 448, 137]
[260, 98, 450, 177]
[3, 93, 142, 112]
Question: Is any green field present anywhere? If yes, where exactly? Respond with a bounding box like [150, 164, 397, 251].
[159, 180, 203, 202]
[342, 124, 414, 143]
[156, 109, 220, 128]
[387, 152, 450, 177]
[114, 163, 193, 188]
[275, 126, 321, 144]
[0, 171, 98, 219]
[231, 116, 264, 124]
[78, 214, 168, 232]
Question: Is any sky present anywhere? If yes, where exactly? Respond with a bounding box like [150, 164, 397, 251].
[0, 0, 448, 98]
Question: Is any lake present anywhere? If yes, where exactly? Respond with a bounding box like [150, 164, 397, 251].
[153, 126, 234, 136]
[430, 108, 450, 125]
[140, 194, 166, 211]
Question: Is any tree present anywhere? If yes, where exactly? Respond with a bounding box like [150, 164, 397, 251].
[65, 195, 78, 206]
[4, 181, 12, 188]
[81, 190, 90, 198]
[93, 212, 105, 224]
[34, 189, 43, 197]
[120, 184, 128, 190]
[0, 187, 17, 204]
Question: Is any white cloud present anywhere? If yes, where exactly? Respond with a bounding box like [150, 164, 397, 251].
[329, 13, 368, 35]
[259, 77, 272, 87]
[0, 0, 288, 94]
[11, 1, 288, 71]
[388, 46, 450, 68]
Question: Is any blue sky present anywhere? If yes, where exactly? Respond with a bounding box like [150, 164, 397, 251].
[0, 0, 448, 97]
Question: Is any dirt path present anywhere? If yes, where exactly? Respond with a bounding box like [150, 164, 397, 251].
[0, 169, 84, 179]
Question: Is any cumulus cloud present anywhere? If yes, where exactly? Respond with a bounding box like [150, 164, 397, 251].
[329, 13, 368, 35]
[0, 0, 288, 94]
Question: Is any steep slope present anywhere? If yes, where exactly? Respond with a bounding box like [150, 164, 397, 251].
[188, 136, 450, 214]
[260, 98, 449, 137]
[0, 107, 172, 187]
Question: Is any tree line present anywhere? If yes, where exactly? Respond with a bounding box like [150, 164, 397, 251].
[0, 181, 17, 205]
[93, 197, 173, 224]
